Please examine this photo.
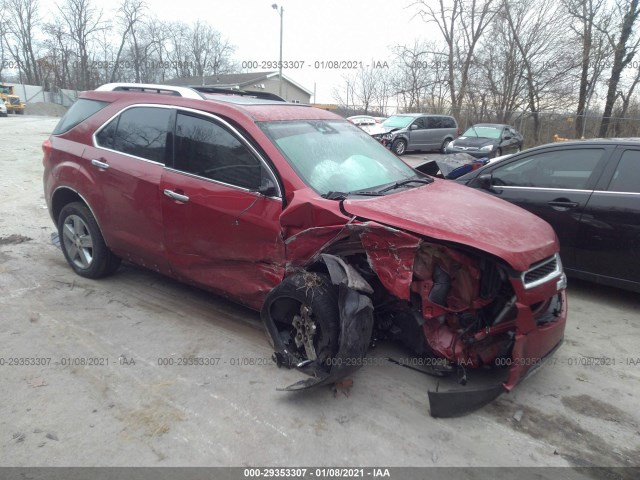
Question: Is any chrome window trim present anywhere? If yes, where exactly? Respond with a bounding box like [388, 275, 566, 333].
[163, 166, 282, 201]
[593, 190, 640, 195]
[495, 185, 592, 193]
[173, 106, 282, 198]
[92, 104, 282, 198]
[92, 103, 174, 166]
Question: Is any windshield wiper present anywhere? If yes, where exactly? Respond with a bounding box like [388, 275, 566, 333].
[376, 176, 433, 194]
[323, 190, 385, 200]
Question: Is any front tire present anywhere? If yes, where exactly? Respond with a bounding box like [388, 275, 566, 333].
[392, 139, 407, 156]
[261, 273, 340, 370]
[58, 202, 121, 278]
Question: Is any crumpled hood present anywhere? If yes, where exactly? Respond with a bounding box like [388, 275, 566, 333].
[343, 179, 558, 271]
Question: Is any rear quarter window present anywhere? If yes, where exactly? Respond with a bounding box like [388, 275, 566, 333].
[53, 99, 110, 135]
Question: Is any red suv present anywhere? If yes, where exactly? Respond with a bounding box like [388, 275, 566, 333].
[43, 83, 567, 416]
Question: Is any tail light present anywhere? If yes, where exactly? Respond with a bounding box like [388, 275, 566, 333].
[42, 138, 52, 166]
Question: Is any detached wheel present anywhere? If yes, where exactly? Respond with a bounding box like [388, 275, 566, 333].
[392, 138, 407, 155]
[58, 202, 120, 278]
[261, 273, 339, 370]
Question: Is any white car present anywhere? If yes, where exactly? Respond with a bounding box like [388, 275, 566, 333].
[346, 115, 386, 136]
[0, 102, 7, 117]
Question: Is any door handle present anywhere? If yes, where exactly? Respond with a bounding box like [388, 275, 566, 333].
[91, 159, 109, 169]
[547, 200, 578, 209]
[163, 189, 189, 203]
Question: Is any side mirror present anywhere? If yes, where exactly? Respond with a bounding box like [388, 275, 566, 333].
[503, 135, 512, 140]
[410, 124, 418, 130]
[257, 176, 278, 197]
[476, 174, 494, 190]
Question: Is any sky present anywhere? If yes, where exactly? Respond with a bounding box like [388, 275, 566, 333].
[85, 0, 435, 103]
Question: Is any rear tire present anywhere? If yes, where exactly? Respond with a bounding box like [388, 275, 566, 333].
[441, 138, 452, 153]
[58, 202, 121, 278]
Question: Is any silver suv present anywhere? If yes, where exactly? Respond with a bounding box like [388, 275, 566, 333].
[375, 113, 459, 155]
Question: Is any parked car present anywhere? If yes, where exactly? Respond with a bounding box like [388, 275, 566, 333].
[446, 124, 523, 158]
[0, 102, 7, 117]
[373, 113, 459, 155]
[43, 83, 567, 416]
[346, 115, 386, 135]
[456, 139, 640, 292]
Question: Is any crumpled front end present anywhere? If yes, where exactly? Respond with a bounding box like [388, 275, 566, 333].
[408, 243, 567, 416]
[266, 195, 567, 416]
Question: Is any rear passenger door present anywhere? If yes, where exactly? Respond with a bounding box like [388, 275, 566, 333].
[475, 146, 610, 269]
[160, 110, 285, 309]
[575, 147, 640, 287]
[88, 105, 174, 272]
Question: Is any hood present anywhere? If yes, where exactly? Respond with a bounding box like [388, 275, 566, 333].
[343, 179, 558, 271]
[381, 126, 401, 134]
[452, 136, 495, 148]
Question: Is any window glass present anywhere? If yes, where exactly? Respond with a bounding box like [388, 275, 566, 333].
[259, 120, 416, 195]
[492, 148, 604, 189]
[53, 99, 110, 135]
[425, 117, 439, 128]
[95, 118, 118, 149]
[413, 117, 426, 129]
[110, 107, 172, 163]
[608, 150, 640, 193]
[441, 117, 456, 128]
[173, 113, 262, 190]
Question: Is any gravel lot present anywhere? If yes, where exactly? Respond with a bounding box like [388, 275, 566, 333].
[1, 116, 639, 477]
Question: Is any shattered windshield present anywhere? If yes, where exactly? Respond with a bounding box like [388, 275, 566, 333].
[260, 120, 417, 196]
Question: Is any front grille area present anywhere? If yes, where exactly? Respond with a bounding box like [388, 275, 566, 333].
[9, 98, 20, 105]
[522, 254, 562, 289]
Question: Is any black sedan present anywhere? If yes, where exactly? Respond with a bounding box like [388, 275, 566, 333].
[445, 123, 523, 158]
[456, 139, 640, 293]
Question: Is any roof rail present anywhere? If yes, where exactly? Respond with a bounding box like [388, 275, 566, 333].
[95, 83, 205, 100]
[190, 86, 285, 102]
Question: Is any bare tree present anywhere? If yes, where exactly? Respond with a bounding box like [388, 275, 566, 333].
[109, 0, 146, 82]
[331, 73, 357, 110]
[41, 22, 74, 89]
[563, 0, 614, 137]
[414, 0, 499, 114]
[389, 41, 432, 111]
[473, 9, 527, 123]
[4, 0, 41, 84]
[598, 0, 640, 137]
[57, 0, 104, 90]
[503, 0, 576, 143]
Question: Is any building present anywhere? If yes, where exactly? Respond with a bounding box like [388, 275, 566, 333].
[165, 71, 312, 104]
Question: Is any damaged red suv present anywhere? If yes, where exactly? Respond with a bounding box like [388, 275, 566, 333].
[43, 83, 567, 416]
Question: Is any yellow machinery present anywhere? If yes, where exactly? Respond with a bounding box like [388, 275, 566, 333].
[0, 84, 25, 114]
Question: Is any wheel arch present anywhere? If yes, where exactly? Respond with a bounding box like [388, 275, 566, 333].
[51, 187, 106, 239]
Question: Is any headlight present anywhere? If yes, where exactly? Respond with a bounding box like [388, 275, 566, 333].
[480, 145, 494, 151]
[382, 133, 393, 140]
